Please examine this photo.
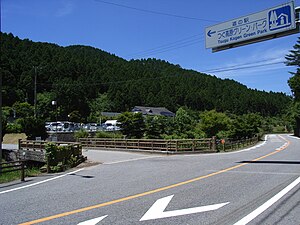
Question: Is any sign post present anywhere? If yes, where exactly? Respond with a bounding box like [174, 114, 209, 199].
[206, 2, 299, 52]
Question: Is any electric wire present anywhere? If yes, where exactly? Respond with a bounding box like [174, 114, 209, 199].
[203, 58, 284, 73]
[129, 38, 204, 58]
[205, 61, 285, 73]
[125, 33, 203, 58]
[92, 1, 216, 58]
[94, 0, 219, 23]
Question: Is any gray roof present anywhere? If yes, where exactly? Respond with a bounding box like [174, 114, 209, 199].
[132, 106, 175, 117]
[101, 112, 121, 117]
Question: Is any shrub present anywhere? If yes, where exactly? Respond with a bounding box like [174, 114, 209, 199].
[45, 142, 84, 172]
[18, 117, 48, 140]
[95, 131, 123, 138]
[6, 123, 23, 133]
[74, 129, 89, 139]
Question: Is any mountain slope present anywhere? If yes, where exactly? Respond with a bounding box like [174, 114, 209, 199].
[1, 32, 291, 120]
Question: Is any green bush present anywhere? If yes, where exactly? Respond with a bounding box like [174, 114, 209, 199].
[74, 129, 89, 139]
[95, 131, 123, 138]
[18, 117, 48, 140]
[45, 142, 84, 173]
[6, 123, 23, 133]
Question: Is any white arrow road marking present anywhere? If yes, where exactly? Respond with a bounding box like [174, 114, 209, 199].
[77, 215, 108, 225]
[140, 195, 229, 221]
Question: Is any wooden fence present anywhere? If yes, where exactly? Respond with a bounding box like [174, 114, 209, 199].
[18, 140, 82, 162]
[80, 136, 260, 153]
[0, 160, 26, 181]
[216, 136, 259, 152]
[79, 138, 215, 153]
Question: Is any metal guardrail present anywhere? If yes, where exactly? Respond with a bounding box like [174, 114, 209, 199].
[0, 160, 26, 181]
[79, 138, 215, 153]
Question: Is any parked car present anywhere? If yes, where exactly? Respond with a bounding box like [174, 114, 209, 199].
[45, 122, 63, 132]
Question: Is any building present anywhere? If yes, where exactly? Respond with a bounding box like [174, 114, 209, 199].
[132, 106, 175, 117]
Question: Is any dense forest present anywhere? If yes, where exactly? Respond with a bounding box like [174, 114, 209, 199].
[1, 32, 292, 123]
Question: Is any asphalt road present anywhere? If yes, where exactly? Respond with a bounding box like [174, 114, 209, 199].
[0, 134, 299, 225]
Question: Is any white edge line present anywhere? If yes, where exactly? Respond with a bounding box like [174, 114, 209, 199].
[233, 176, 300, 225]
[0, 168, 84, 195]
[104, 156, 163, 165]
[77, 215, 108, 225]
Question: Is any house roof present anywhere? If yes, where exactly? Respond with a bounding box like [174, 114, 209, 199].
[132, 106, 175, 117]
[101, 112, 121, 117]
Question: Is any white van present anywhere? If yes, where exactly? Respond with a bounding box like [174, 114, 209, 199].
[104, 120, 120, 131]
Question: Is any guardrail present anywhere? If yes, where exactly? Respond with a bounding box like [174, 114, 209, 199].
[0, 160, 26, 181]
[79, 138, 215, 153]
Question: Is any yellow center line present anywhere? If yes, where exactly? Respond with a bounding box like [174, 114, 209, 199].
[19, 136, 291, 225]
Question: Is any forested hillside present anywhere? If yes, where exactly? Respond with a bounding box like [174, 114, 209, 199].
[1, 32, 291, 121]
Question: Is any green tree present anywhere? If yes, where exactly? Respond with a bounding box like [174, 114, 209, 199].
[144, 115, 170, 139]
[88, 93, 113, 122]
[289, 101, 300, 136]
[12, 102, 34, 118]
[199, 110, 231, 138]
[18, 117, 48, 140]
[117, 112, 145, 138]
[230, 113, 262, 139]
[286, 37, 300, 136]
[174, 107, 194, 135]
[68, 110, 82, 123]
[36, 92, 55, 120]
[286, 38, 300, 99]
[1, 114, 7, 142]
[0, 32, 292, 124]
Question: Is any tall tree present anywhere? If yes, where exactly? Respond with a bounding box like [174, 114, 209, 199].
[117, 112, 145, 138]
[285, 37, 300, 136]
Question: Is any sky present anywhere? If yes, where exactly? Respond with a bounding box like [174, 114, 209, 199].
[1, 0, 300, 95]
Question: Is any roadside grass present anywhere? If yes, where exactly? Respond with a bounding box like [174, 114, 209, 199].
[0, 165, 41, 184]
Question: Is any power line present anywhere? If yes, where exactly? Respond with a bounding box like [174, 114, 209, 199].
[93, 1, 215, 58]
[94, 0, 219, 22]
[126, 33, 203, 58]
[203, 58, 284, 73]
[129, 38, 204, 58]
[205, 61, 285, 73]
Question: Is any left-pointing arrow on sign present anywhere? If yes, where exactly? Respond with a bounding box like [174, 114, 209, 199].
[140, 195, 229, 221]
[77, 215, 108, 225]
[207, 30, 216, 37]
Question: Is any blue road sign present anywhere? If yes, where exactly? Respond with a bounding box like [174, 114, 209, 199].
[269, 5, 292, 31]
[205, 2, 297, 50]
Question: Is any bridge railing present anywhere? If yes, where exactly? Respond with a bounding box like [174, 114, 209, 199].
[79, 138, 215, 153]
[18, 140, 82, 162]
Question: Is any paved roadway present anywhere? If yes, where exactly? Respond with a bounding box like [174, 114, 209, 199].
[0, 134, 299, 225]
